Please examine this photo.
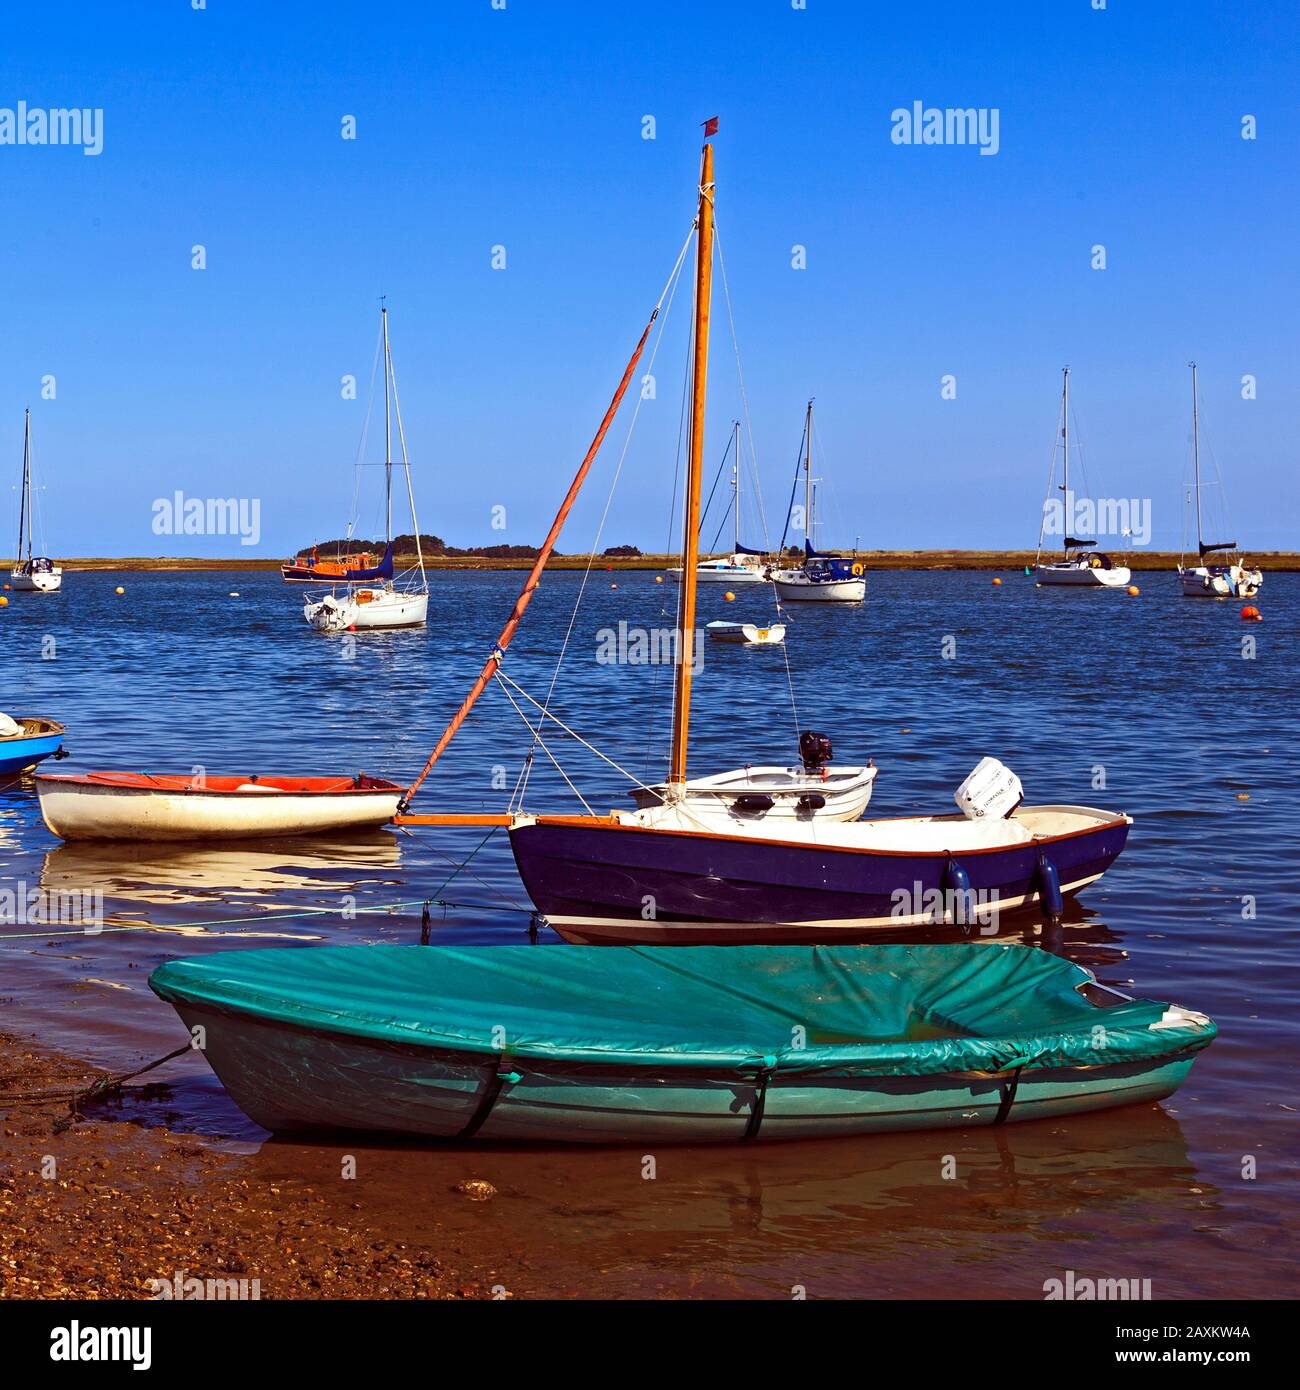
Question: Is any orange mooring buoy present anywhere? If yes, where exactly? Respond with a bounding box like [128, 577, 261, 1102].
[1241, 605, 1262, 622]
[723, 591, 736, 602]
[1127, 585, 1140, 596]
[992, 577, 1002, 587]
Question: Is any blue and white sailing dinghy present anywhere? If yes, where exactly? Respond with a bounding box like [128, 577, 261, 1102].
[149, 944, 1216, 1144]
[0, 713, 65, 776]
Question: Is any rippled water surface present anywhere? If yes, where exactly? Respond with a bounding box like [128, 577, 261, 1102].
[2, 569, 1296, 1297]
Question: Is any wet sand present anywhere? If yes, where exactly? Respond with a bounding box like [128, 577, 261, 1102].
[0, 1030, 511, 1300]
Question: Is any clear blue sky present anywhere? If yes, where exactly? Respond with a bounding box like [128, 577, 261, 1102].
[2, 0, 1295, 557]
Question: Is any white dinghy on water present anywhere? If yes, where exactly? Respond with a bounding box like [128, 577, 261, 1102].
[9, 410, 62, 593]
[631, 734, 876, 826]
[36, 772, 404, 842]
[706, 619, 785, 645]
[1178, 362, 1263, 600]
[304, 303, 430, 633]
[1032, 368, 1131, 589]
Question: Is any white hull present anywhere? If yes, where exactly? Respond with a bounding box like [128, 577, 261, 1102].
[1179, 565, 1262, 599]
[706, 620, 785, 645]
[631, 764, 876, 824]
[37, 780, 402, 842]
[1034, 563, 1131, 588]
[9, 567, 62, 592]
[772, 574, 865, 603]
[667, 561, 769, 584]
[305, 588, 428, 631]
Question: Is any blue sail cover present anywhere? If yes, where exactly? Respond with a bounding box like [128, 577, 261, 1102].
[803, 539, 858, 577]
[339, 542, 394, 582]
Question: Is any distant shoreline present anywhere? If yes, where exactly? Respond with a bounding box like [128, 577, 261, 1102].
[16, 551, 1300, 573]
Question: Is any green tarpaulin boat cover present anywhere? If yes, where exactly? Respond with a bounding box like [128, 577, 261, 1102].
[151, 944, 1213, 1078]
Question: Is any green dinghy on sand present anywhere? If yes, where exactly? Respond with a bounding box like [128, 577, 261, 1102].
[150, 945, 1215, 1144]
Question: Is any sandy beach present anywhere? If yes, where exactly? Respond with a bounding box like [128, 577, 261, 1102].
[0, 1030, 511, 1301]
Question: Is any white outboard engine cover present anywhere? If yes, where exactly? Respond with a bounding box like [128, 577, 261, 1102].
[955, 757, 1023, 820]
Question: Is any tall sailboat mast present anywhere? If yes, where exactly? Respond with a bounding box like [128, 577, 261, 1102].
[732, 419, 741, 552]
[804, 399, 813, 548]
[668, 135, 716, 790]
[16, 409, 30, 562]
[1061, 366, 1070, 554]
[1190, 361, 1202, 551]
[382, 302, 393, 544]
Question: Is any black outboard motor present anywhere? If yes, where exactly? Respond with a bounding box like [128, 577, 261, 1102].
[799, 730, 833, 773]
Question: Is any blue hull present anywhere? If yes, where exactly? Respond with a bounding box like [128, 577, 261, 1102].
[509, 816, 1130, 942]
[0, 733, 63, 776]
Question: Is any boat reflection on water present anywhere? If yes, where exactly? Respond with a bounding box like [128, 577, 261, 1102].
[203, 1101, 1209, 1298]
[38, 831, 402, 913]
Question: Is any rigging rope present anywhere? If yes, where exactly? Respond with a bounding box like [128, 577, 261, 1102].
[518, 223, 694, 806]
[400, 221, 696, 811]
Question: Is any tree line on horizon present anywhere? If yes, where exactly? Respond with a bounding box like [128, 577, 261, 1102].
[297, 535, 647, 559]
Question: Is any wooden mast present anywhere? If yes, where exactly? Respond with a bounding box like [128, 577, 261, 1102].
[667, 135, 715, 791]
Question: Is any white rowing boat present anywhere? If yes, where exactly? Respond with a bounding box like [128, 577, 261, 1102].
[35, 772, 403, 842]
[706, 619, 785, 645]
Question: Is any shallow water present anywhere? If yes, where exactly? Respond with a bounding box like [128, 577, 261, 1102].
[2, 568, 1296, 1297]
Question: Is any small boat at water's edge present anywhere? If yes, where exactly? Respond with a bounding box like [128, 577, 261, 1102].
[150, 943, 1216, 1144]
[0, 715, 65, 776]
[36, 771, 402, 841]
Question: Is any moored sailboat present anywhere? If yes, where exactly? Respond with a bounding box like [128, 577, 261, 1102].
[770, 402, 865, 602]
[395, 131, 1131, 941]
[1033, 369, 1131, 589]
[9, 410, 62, 593]
[667, 422, 771, 584]
[1178, 362, 1262, 599]
[303, 304, 429, 632]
